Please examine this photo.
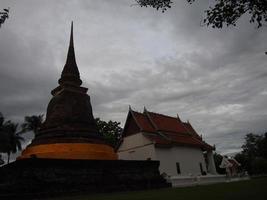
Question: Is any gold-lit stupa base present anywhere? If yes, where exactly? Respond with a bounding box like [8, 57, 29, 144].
[18, 143, 118, 160]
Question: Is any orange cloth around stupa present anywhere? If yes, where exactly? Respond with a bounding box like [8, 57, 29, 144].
[19, 143, 117, 160]
[18, 23, 117, 160]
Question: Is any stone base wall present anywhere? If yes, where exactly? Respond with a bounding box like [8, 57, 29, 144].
[0, 158, 169, 199]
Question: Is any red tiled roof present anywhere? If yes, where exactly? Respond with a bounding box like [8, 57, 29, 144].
[166, 132, 202, 146]
[164, 132, 213, 150]
[124, 108, 214, 150]
[131, 111, 156, 133]
[143, 132, 213, 150]
[146, 112, 188, 133]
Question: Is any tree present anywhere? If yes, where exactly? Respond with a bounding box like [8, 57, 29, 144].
[0, 113, 11, 161]
[135, 0, 173, 12]
[0, 113, 24, 164]
[21, 114, 44, 135]
[258, 132, 267, 159]
[235, 152, 250, 173]
[0, 8, 9, 28]
[3, 122, 24, 164]
[241, 133, 267, 161]
[136, 0, 267, 28]
[95, 118, 123, 147]
[235, 132, 267, 175]
[251, 157, 267, 174]
[0, 112, 8, 154]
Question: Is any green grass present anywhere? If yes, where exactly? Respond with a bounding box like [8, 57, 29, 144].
[52, 177, 267, 200]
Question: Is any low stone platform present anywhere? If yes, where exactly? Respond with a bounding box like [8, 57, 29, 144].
[0, 158, 169, 199]
[170, 174, 250, 187]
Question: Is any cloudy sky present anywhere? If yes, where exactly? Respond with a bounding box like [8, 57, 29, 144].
[0, 0, 266, 157]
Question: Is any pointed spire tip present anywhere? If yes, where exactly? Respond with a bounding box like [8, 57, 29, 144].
[70, 22, 74, 48]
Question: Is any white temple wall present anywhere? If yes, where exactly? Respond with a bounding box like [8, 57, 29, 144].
[118, 133, 156, 160]
[118, 133, 209, 177]
[155, 146, 206, 176]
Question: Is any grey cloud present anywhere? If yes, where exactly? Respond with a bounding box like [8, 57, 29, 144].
[0, 0, 266, 157]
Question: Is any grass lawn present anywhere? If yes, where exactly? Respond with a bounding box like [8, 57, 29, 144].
[52, 177, 267, 200]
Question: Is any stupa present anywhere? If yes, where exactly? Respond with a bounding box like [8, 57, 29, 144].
[19, 22, 117, 160]
[0, 23, 169, 199]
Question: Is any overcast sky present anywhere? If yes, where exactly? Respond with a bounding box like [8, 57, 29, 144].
[0, 0, 266, 157]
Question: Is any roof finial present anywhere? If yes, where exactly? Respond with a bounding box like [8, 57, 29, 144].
[177, 114, 181, 122]
[58, 21, 82, 86]
[143, 106, 148, 113]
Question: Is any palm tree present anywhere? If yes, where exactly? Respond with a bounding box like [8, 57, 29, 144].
[0, 112, 7, 156]
[3, 122, 24, 164]
[0, 112, 4, 126]
[0, 112, 9, 159]
[21, 114, 44, 135]
[0, 129, 9, 161]
[0, 113, 24, 164]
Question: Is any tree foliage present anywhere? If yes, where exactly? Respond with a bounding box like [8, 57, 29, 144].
[242, 133, 267, 159]
[0, 112, 24, 164]
[136, 0, 267, 28]
[235, 132, 267, 175]
[21, 115, 44, 135]
[95, 118, 123, 147]
[0, 8, 9, 28]
[135, 0, 173, 12]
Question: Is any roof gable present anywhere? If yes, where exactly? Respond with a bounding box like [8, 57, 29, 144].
[122, 107, 214, 151]
[131, 110, 156, 133]
[183, 122, 202, 139]
[122, 109, 156, 137]
[122, 110, 141, 137]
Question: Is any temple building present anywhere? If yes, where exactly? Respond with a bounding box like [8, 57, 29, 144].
[118, 107, 217, 176]
[19, 23, 117, 160]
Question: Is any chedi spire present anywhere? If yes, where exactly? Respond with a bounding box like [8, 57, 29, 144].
[59, 22, 82, 86]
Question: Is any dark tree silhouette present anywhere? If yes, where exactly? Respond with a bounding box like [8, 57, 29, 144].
[0, 113, 7, 153]
[135, 0, 173, 12]
[4, 122, 24, 163]
[0, 8, 9, 28]
[95, 118, 123, 147]
[21, 115, 44, 135]
[0, 113, 24, 164]
[0, 112, 3, 125]
[241, 133, 267, 160]
[235, 133, 267, 175]
[136, 0, 267, 28]
[0, 113, 10, 160]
